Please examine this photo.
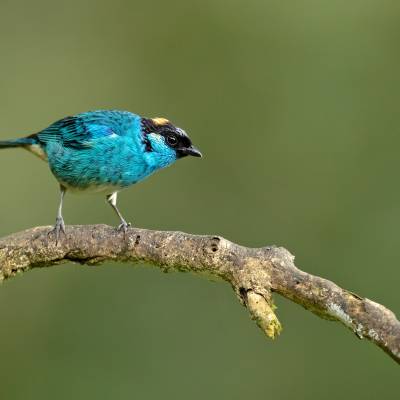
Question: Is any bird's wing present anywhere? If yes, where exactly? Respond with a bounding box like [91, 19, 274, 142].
[35, 114, 121, 149]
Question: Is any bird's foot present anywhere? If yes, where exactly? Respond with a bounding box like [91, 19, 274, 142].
[117, 220, 131, 236]
[48, 216, 66, 245]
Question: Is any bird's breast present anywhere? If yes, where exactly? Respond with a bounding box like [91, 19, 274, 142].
[45, 137, 155, 190]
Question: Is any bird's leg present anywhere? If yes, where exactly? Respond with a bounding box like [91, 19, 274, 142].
[49, 185, 66, 244]
[106, 192, 131, 234]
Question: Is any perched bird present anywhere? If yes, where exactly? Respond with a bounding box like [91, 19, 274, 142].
[0, 110, 202, 241]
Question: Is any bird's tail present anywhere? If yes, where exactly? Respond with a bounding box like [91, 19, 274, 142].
[0, 135, 46, 160]
[0, 137, 37, 149]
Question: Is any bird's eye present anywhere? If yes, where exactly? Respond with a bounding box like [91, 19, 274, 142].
[166, 134, 178, 147]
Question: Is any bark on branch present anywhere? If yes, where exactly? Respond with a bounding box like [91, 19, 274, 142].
[0, 225, 399, 364]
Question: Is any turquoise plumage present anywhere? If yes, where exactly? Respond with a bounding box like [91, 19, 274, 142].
[0, 110, 202, 241]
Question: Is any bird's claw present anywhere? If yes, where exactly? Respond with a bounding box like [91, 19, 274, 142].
[48, 216, 66, 245]
[117, 221, 131, 236]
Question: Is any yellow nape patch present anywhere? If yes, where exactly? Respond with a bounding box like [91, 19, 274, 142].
[151, 117, 170, 126]
[26, 144, 47, 161]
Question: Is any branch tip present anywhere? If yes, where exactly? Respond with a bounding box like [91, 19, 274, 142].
[245, 291, 282, 339]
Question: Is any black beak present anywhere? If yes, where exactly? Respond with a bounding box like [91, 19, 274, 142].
[178, 146, 202, 158]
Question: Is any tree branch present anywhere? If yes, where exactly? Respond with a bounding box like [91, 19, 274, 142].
[0, 225, 399, 364]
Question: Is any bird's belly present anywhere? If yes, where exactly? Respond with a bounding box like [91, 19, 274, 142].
[46, 141, 153, 192]
[59, 181, 125, 194]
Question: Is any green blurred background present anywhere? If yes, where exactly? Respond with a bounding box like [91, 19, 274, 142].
[0, 0, 399, 398]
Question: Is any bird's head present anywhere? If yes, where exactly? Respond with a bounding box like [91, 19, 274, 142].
[140, 117, 202, 168]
